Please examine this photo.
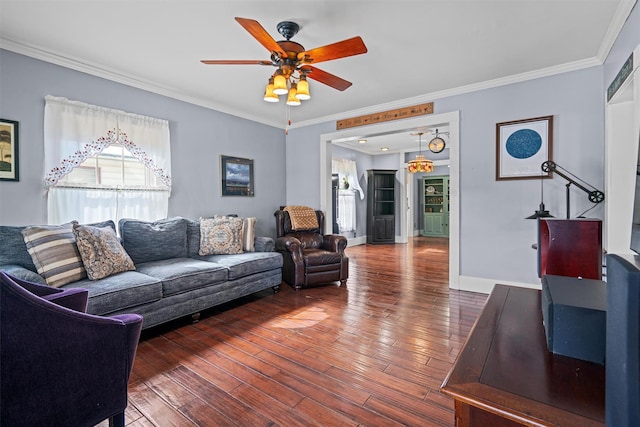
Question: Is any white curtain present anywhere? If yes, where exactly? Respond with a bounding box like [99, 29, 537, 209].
[338, 190, 357, 232]
[331, 158, 364, 200]
[44, 95, 171, 224]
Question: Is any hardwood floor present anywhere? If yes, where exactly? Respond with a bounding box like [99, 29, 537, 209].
[105, 237, 488, 426]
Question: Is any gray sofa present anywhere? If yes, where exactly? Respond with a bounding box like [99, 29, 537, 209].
[0, 217, 283, 329]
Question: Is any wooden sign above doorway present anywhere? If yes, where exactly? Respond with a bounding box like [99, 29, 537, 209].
[336, 103, 434, 130]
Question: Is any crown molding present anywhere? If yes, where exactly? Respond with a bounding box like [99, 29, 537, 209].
[597, 0, 638, 62]
[289, 56, 602, 130]
[0, 38, 284, 129]
[0, 31, 609, 132]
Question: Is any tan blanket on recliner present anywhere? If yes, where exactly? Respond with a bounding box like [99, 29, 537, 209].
[284, 205, 319, 230]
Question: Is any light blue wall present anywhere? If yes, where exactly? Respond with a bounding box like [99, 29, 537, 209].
[0, 50, 286, 238]
[287, 66, 605, 286]
[284, 121, 334, 208]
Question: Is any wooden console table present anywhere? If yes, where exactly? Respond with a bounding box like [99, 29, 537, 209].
[441, 285, 604, 427]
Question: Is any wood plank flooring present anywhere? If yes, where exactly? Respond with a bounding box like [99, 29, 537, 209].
[103, 237, 488, 426]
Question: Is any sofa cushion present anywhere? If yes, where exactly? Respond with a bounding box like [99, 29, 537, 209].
[67, 270, 162, 315]
[199, 216, 244, 255]
[196, 252, 283, 280]
[186, 218, 201, 258]
[0, 265, 47, 284]
[21, 222, 87, 287]
[119, 217, 188, 264]
[73, 223, 135, 280]
[134, 258, 228, 297]
[87, 219, 117, 233]
[303, 249, 343, 266]
[0, 226, 37, 271]
[254, 236, 275, 253]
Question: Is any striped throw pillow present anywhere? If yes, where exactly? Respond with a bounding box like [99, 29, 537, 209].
[243, 217, 256, 252]
[22, 222, 86, 287]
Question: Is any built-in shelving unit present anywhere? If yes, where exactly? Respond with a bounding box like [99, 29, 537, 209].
[367, 169, 396, 244]
[422, 175, 449, 237]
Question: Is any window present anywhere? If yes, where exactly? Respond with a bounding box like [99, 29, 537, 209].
[59, 144, 162, 188]
[44, 96, 171, 225]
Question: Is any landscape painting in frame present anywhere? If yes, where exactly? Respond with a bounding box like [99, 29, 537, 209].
[0, 119, 19, 181]
[496, 115, 553, 180]
[221, 155, 254, 196]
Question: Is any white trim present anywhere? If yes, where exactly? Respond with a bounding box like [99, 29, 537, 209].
[596, 0, 638, 62]
[346, 236, 367, 247]
[458, 276, 540, 295]
[604, 44, 640, 255]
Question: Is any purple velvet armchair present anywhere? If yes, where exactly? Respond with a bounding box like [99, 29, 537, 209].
[0, 272, 143, 427]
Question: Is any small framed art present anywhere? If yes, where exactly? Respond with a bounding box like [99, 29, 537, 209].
[496, 115, 553, 181]
[0, 119, 19, 181]
[221, 155, 254, 196]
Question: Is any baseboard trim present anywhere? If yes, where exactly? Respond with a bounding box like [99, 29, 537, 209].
[454, 275, 541, 294]
[347, 236, 367, 247]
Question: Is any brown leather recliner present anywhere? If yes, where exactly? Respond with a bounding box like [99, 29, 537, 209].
[274, 209, 349, 289]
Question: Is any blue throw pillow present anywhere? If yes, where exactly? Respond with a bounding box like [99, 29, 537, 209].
[118, 217, 187, 264]
[0, 226, 38, 271]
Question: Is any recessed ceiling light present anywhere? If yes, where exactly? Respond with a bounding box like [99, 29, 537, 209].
[381, 147, 389, 151]
[358, 139, 367, 144]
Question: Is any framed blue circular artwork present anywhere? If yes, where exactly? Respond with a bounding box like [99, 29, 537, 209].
[505, 129, 542, 159]
[496, 116, 553, 180]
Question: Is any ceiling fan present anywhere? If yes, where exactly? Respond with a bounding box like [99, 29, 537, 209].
[201, 17, 368, 105]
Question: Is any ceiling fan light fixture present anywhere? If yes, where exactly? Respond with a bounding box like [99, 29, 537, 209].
[263, 77, 279, 103]
[201, 18, 368, 113]
[286, 83, 301, 106]
[273, 70, 288, 95]
[296, 75, 311, 100]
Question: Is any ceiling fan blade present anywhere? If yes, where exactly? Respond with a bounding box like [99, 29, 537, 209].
[201, 59, 273, 65]
[303, 66, 352, 91]
[298, 36, 367, 64]
[235, 17, 285, 56]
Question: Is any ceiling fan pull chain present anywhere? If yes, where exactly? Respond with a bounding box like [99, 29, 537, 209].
[285, 106, 291, 135]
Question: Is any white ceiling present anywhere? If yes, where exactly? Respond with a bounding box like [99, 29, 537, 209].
[0, 0, 633, 154]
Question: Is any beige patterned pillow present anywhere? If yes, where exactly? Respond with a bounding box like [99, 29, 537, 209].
[212, 215, 256, 252]
[199, 216, 244, 255]
[22, 222, 87, 287]
[73, 223, 135, 280]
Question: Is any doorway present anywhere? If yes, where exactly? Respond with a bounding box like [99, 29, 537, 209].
[605, 45, 640, 254]
[319, 111, 461, 289]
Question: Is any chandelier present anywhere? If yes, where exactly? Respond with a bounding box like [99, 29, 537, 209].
[408, 132, 434, 174]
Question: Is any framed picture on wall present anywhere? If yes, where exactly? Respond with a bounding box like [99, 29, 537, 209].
[221, 155, 254, 196]
[496, 115, 553, 180]
[0, 118, 19, 181]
